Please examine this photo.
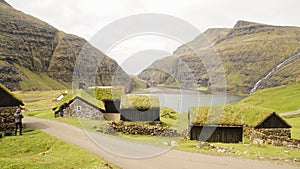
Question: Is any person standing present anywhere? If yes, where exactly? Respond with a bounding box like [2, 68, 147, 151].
[14, 106, 24, 136]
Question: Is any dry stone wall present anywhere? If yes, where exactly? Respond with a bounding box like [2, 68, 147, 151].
[97, 121, 184, 137]
[0, 107, 17, 131]
[245, 127, 300, 149]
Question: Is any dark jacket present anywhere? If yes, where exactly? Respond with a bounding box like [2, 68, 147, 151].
[14, 108, 23, 123]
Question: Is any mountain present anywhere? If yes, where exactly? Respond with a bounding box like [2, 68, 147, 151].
[0, 0, 135, 91]
[138, 21, 300, 95]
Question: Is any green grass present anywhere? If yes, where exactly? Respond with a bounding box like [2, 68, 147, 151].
[15, 64, 69, 91]
[15, 88, 300, 166]
[120, 95, 160, 109]
[88, 86, 125, 101]
[240, 82, 300, 113]
[13, 90, 67, 111]
[176, 139, 300, 165]
[284, 114, 300, 139]
[190, 103, 275, 126]
[0, 130, 118, 169]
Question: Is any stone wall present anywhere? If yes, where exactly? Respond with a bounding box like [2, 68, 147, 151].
[97, 121, 184, 137]
[245, 127, 300, 149]
[64, 99, 103, 120]
[0, 106, 17, 131]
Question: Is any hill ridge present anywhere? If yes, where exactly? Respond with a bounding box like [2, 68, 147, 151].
[0, 1, 132, 91]
[139, 20, 300, 94]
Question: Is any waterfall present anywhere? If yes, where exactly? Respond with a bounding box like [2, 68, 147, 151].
[250, 52, 300, 93]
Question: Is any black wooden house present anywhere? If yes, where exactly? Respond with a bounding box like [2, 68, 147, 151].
[189, 106, 292, 143]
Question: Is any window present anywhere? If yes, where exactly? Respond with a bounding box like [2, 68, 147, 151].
[77, 106, 81, 111]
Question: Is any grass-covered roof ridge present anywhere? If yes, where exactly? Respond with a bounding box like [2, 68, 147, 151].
[0, 83, 24, 106]
[55, 90, 105, 110]
[189, 103, 276, 126]
[88, 86, 125, 101]
[121, 95, 160, 110]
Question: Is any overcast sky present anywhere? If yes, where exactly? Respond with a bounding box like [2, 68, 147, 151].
[5, 0, 300, 74]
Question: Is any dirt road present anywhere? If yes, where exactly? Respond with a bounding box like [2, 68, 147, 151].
[24, 117, 299, 169]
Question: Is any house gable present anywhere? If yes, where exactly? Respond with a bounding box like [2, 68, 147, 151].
[73, 96, 105, 112]
[255, 112, 291, 129]
[65, 96, 104, 120]
[0, 84, 23, 107]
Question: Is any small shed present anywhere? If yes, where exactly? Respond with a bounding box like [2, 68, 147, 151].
[189, 105, 292, 143]
[0, 84, 24, 131]
[254, 112, 291, 129]
[120, 95, 160, 122]
[64, 96, 104, 120]
[252, 112, 291, 139]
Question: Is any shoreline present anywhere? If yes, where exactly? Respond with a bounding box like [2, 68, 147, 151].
[132, 86, 241, 96]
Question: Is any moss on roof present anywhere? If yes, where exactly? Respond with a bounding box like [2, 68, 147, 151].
[189, 103, 275, 126]
[55, 90, 105, 110]
[0, 83, 24, 106]
[120, 95, 160, 110]
[88, 86, 125, 101]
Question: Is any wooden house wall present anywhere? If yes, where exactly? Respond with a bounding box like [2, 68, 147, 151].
[190, 126, 243, 143]
[104, 100, 120, 113]
[120, 108, 160, 122]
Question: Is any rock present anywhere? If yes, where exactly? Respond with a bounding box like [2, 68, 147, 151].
[293, 158, 300, 163]
[170, 141, 178, 147]
[196, 142, 209, 149]
[282, 141, 288, 146]
[162, 141, 169, 146]
[269, 157, 281, 161]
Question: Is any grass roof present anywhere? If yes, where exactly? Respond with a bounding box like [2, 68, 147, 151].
[0, 83, 24, 106]
[55, 90, 105, 110]
[120, 95, 160, 110]
[88, 86, 125, 101]
[189, 103, 275, 126]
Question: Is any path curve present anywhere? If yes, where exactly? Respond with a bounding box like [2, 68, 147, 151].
[24, 117, 299, 169]
[281, 110, 300, 117]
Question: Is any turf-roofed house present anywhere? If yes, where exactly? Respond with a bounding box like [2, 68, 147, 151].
[0, 84, 24, 132]
[189, 104, 291, 143]
[92, 86, 124, 121]
[120, 95, 160, 122]
[63, 96, 105, 120]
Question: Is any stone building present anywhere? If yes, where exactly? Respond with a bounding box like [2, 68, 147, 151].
[0, 84, 24, 132]
[64, 96, 104, 120]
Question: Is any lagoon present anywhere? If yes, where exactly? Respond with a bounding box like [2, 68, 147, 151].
[133, 87, 243, 112]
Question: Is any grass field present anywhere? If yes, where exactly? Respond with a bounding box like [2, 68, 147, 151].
[240, 83, 300, 113]
[11, 86, 300, 166]
[13, 90, 67, 111]
[0, 130, 118, 169]
[285, 114, 300, 139]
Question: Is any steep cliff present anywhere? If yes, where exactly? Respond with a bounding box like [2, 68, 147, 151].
[0, 0, 130, 91]
[139, 21, 300, 94]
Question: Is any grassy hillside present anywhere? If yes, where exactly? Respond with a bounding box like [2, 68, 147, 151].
[240, 82, 300, 113]
[139, 21, 300, 95]
[0, 0, 131, 92]
[15, 65, 70, 91]
[0, 130, 118, 169]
